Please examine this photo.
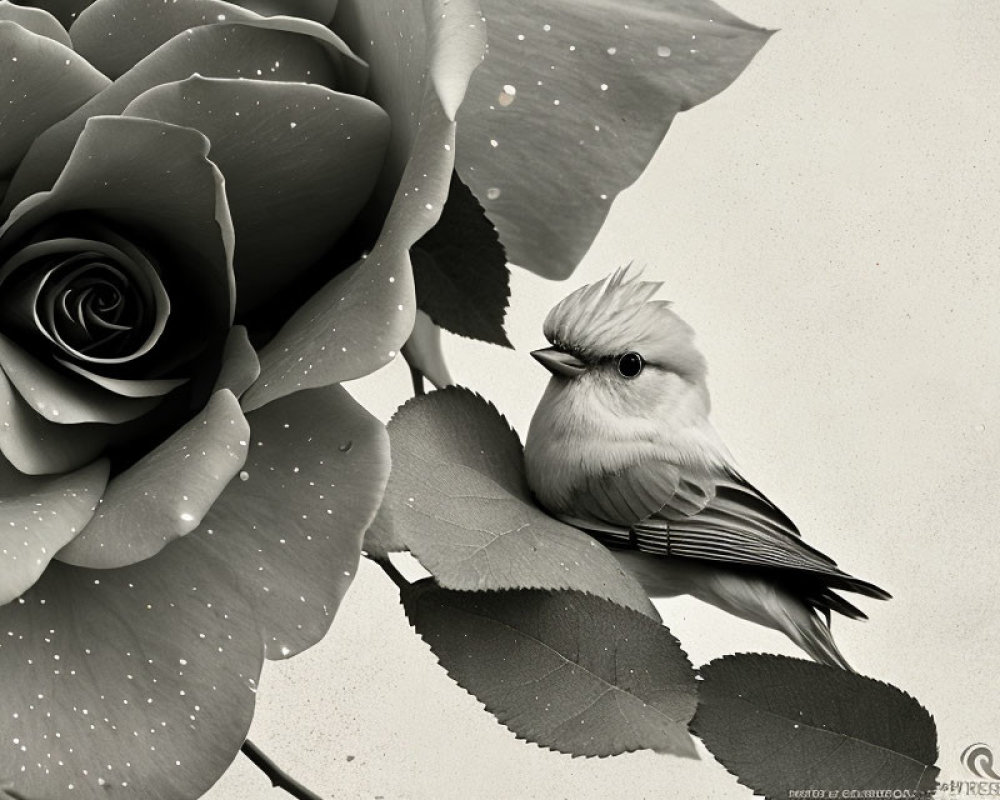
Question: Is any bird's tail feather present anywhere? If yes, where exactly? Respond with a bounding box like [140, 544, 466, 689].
[782, 605, 854, 672]
[690, 565, 856, 671]
[808, 587, 868, 621]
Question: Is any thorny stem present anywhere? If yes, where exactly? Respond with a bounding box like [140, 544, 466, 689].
[241, 739, 326, 800]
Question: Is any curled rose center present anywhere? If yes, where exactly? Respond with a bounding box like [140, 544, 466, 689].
[42, 259, 147, 360]
[0, 234, 170, 367]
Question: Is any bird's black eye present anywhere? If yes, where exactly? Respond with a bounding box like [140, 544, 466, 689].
[616, 351, 644, 378]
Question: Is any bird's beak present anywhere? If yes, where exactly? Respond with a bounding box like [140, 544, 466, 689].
[531, 347, 587, 377]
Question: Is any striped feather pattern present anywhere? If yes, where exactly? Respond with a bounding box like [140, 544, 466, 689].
[564, 460, 891, 614]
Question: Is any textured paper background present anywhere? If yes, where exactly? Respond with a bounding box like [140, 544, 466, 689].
[207, 2, 1000, 797]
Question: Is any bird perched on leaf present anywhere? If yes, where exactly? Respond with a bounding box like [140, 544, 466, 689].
[524, 267, 889, 670]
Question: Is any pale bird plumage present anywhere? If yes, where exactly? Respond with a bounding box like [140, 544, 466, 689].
[525, 266, 889, 671]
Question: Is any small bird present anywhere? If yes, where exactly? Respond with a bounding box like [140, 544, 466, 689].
[524, 267, 889, 670]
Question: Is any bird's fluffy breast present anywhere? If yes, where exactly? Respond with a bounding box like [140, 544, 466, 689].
[525, 374, 729, 515]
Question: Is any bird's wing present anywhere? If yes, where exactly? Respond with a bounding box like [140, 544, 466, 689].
[568, 462, 889, 600]
[569, 458, 714, 526]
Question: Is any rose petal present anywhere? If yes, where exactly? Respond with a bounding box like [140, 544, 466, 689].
[424, 0, 489, 120]
[196, 384, 389, 658]
[2, 115, 235, 351]
[55, 359, 187, 399]
[0, 387, 383, 794]
[20, 0, 91, 29]
[0, 532, 263, 799]
[212, 325, 259, 399]
[455, 0, 771, 277]
[0, 367, 111, 475]
[0, 334, 159, 423]
[57, 389, 250, 569]
[71, 0, 365, 83]
[242, 0, 486, 410]
[0, 21, 108, 182]
[124, 75, 390, 313]
[333, 0, 485, 207]
[0, 233, 171, 368]
[3, 17, 365, 212]
[236, 0, 336, 24]
[0, 1, 71, 46]
[0, 455, 108, 606]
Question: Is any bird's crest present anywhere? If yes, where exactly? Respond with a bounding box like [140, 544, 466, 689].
[543, 265, 706, 377]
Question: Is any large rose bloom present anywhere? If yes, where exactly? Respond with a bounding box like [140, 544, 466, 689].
[0, 0, 484, 797]
[0, 0, 768, 796]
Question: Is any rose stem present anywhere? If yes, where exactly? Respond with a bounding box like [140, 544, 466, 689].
[241, 739, 326, 800]
[371, 556, 410, 590]
[408, 366, 426, 396]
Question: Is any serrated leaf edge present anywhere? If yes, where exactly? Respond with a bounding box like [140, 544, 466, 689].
[690, 652, 940, 800]
[403, 585, 697, 760]
[385, 386, 661, 620]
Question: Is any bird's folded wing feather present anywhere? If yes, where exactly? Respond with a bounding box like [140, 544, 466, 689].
[567, 460, 888, 598]
[571, 458, 711, 525]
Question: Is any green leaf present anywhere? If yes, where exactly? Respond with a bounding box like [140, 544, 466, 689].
[375, 386, 659, 620]
[412, 172, 512, 347]
[691, 654, 940, 799]
[456, 0, 772, 279]
[404, 582, 698, 758]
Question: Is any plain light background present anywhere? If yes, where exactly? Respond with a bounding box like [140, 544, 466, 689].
[208, 1, 1000, 797]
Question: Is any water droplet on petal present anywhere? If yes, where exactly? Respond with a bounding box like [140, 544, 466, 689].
[339, 441, 353, 453]
[657, 45, 672, 57]
[486, 187, 501, 200]
[239, 471, 250, 482]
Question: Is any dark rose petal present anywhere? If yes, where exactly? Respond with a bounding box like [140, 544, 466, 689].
[0, 455, 108, 605]
[71, 0, 365, 82]
[455, 0, 771, 278]
[1, 115, 235, 380]
[212, 325, 259, 399]
[196, 384, 389, 658]
[0, 532, 264, 799]
[56, 360, 186, 399]
[0, 368, 110, 475]
[0, 231, 171, 368]
[0, 2, 71, 46]
[19, 0, 92, 29]
[57, 389, 250, 569]
[242, 2, 487, 410]
[0, 21, 108, 182]
[3, 17, 366, 212]
[0, 334, 159, 424]
[124, 75, 390, 313]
